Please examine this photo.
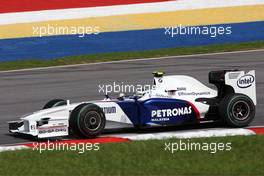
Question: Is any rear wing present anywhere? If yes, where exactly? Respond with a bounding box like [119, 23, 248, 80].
[225, 70, 256, 105]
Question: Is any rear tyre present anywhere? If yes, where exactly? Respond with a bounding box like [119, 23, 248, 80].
[69, 103, 106, 138]
[219, 93, 255, 127]
[43, 99, 67, 109]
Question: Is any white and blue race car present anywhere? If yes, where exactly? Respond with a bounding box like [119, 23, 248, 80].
[8, 70, 256, 138]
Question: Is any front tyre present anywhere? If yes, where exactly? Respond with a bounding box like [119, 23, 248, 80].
[219, 93, 255, 127]
[43, 99, 67, 109]
[69, 103, 106, 138]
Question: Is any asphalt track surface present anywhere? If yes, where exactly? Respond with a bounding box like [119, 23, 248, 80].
[0, 50, 263, 145]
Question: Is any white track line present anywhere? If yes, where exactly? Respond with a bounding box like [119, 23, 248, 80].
[0, 48, 264, 74]
[0, 145, 29, 152]
[0, 127, 258, 152]
[1, 0, 263, 25]
[105, 128, 255, 140]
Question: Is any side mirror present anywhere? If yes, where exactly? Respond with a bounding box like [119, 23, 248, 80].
[103, 94, 111, 101]
[165, 90, 177, 96]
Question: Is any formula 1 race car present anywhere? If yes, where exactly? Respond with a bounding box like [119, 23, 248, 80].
[8, 70, 256, 138]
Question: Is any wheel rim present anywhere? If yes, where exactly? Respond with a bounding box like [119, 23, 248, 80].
[83, 111, 101, 131]
[231, 100, 250, 121]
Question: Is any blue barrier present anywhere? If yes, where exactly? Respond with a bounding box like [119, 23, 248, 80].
[0, 21, 263, 61]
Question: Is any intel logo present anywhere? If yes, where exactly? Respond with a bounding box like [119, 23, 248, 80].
[237, 74, 255, 88]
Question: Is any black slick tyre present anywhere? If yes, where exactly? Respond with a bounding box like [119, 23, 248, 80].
[219, 93, 255, 127]
[69, 103, 106, 138]
[43, 99, 67, 109]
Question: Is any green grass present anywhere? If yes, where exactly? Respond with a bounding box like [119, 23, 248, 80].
[0, 135, 263, 176]
[1, 41, 264, 71]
